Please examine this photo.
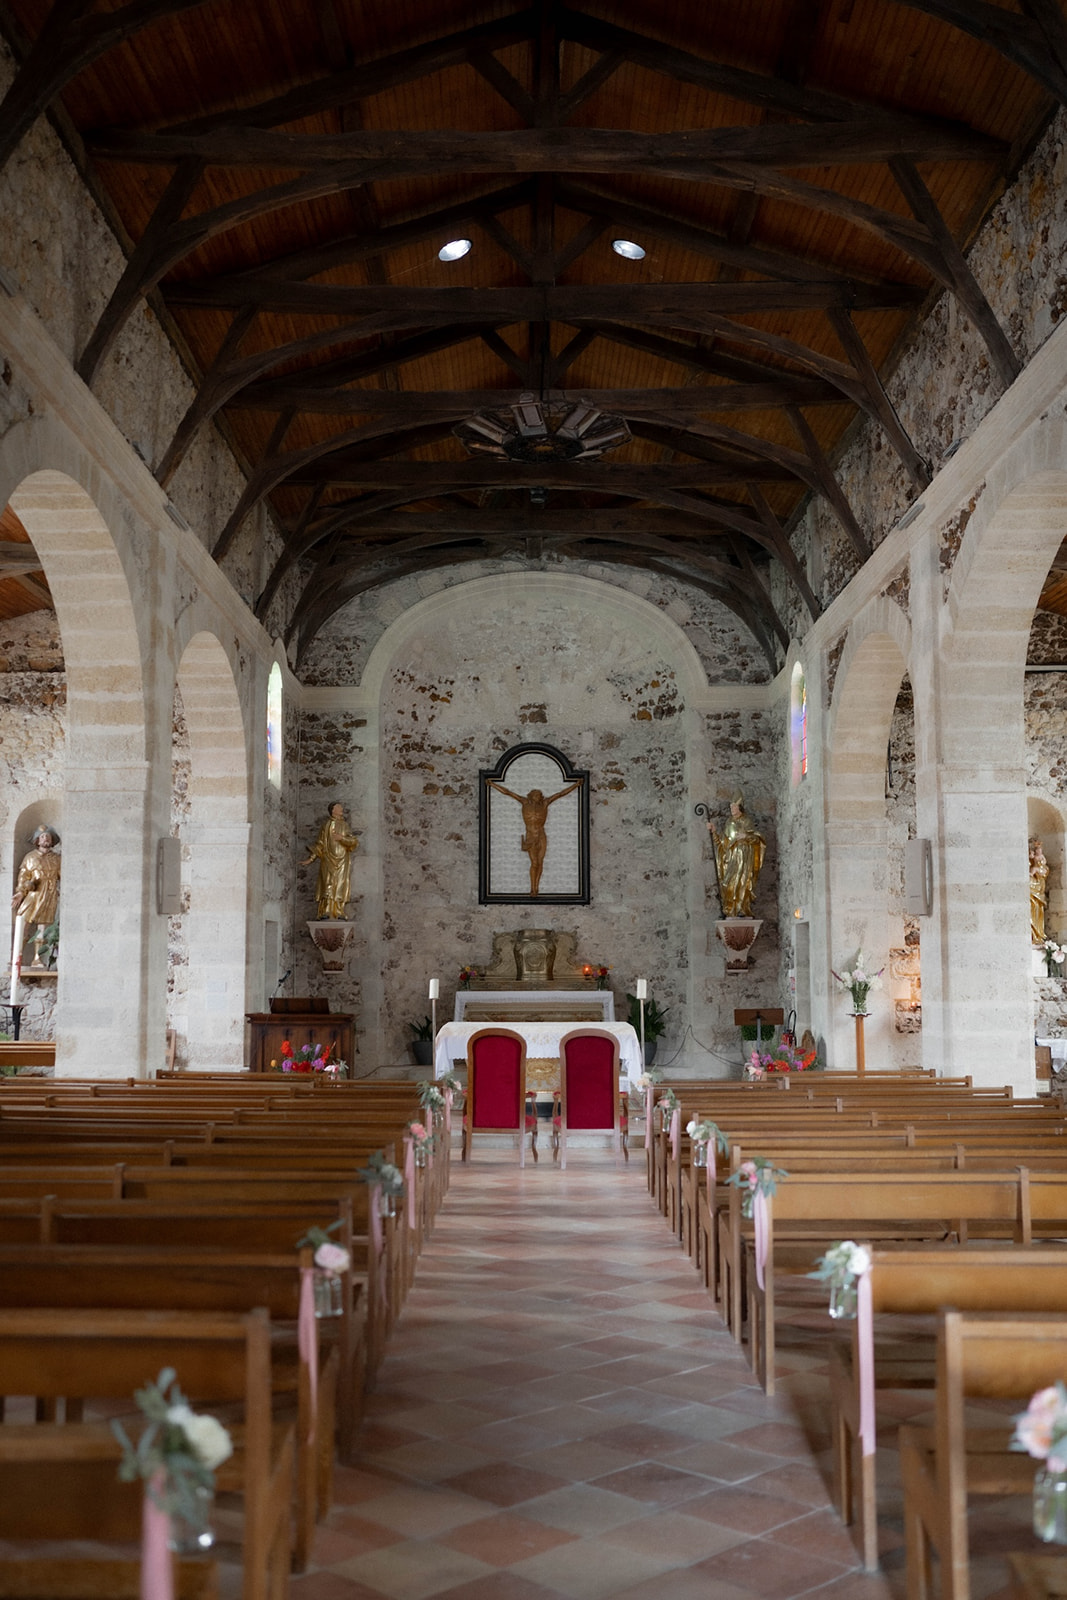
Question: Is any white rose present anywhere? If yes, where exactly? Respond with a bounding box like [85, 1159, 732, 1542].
[315, 1241, 351, 1276]
[847, 1244, 871, 1275]
[181, 1412, 233, 1471]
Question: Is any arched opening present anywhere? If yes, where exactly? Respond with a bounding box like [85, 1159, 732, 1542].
[170, 631, 250, 1072]
[825, 603, 911, 1070]
[2, 466, 148, 1075]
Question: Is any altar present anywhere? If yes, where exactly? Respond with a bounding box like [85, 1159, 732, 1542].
[453, 989, 615, 1023]
[434, 1019, 641, 1089]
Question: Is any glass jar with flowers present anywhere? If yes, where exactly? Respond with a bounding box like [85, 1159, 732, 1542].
[297, 1222, 350, 1316]
[831, 951, 884, 1016]
[725, 1157, 787, 1219]
[111, 1368, 233, 1554]
[358, 1149, 405, 1218]
[458, 966, 476, 990]
[809, 1239, 871, 1319]
[1013, 1381, 1067, 1543]
[407, 1119, 432, 1167]
[686, 1118, 726, 1169]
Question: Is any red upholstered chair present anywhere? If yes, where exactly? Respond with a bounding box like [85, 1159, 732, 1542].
[556, 1028, 626, 1169]
[461, 1028, 530, 1166]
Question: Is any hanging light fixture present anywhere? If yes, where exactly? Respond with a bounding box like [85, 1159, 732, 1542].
[454, 393, 631, 463]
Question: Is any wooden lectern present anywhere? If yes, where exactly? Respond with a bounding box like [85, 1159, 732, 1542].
[246, 997, 356, 1074]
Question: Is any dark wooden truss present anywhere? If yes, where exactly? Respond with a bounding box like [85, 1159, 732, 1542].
[0, 0, 1062, 668]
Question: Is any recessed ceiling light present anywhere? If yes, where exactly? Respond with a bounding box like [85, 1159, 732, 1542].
[438, 238, 472, 261]
[612, 238, 646, 260]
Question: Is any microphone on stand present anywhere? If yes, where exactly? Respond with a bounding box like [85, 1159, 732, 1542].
[271, 967, 292, 1002]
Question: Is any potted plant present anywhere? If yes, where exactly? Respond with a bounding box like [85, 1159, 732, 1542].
[409, 1016, 434, 1067]
[626, 993, 668, 1065]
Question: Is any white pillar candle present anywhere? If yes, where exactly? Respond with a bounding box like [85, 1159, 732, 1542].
[428, 977, 439, 1000]
[635, 978, 648, 1000]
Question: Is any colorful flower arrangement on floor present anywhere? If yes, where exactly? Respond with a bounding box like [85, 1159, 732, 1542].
[744, 1043, 817, 1078]
[274, 1040, 348, 1076]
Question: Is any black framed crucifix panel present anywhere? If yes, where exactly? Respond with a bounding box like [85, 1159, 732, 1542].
[479, 743, 590, 906]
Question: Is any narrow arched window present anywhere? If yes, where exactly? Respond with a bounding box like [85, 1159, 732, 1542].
[790, 663, 808, 785]
[267, 662, 283, 789]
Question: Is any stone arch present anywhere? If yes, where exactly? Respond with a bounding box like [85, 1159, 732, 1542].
[0, 429, 151, 1075]
[344, 570, 715, 1065]
[824, 598, 912, 1068]
[172, 629, 251, 1071]
[933, 439, 1067, 1086]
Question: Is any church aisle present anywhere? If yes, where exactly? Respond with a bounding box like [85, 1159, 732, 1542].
[296, 1147, 897, 1600]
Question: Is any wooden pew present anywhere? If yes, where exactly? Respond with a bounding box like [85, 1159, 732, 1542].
[900, 1311, 1067, 1600]
[0, 1306, 293, 1600]
[825, 1245, 1067, 1571]
[0, 1422, 218, 1599]
[0, 1244, 337, 1572]
[731, 1169, 1031, 1393]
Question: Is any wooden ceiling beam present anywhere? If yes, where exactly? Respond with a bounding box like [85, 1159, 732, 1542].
[0, 0, 214, 175]
[227, 380, 841, 414]
[890, 0, 1067, 105]
[469, 49, 536, 122]
[556, 4, 1008, 149]
[746, 483, 821, 620]
[168, 8, 541, 135]
[786, 404, 871, 561]
[166, 280, 922, 316]
[299, 510, 740, 537]
[826, 307, 930, 489]
[88, 120, 1007, 171]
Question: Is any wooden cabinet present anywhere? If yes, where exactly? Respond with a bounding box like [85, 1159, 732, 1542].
[246, 1000, 356, 1074]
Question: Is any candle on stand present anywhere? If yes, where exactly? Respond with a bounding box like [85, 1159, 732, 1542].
[9, 911, 24, 1005]
[428, 978, 439, 999]
[635, 978, 648, 1000]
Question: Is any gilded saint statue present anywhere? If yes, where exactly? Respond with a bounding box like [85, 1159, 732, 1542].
[489, 780, 580, 896]
[303, 801, 360, 921]
[707, 793, 766, 919]
[11, 826, 60, 968]
[1030, 836, 1050, 945]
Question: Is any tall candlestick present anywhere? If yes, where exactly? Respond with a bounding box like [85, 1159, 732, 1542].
[635, 978, 648, 1000]
[428, 978, 439, 1000]
[9, 911, 24, 1005]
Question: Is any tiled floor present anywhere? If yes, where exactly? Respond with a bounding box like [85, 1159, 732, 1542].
[295, 1145, 1039, 1600]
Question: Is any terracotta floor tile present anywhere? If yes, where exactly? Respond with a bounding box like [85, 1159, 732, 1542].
[590, 1461, 714, 1506]
[291, 1572, 396, 1600]
[514, 1439, 645, 1483]
[682, 1484, 813, 1534]
[332, 1542, 493, 1600]
[433, 1573, 569, 1600]
[508, 1536, 680, 1600]
[438, 1510, 578, 1565]
[309, 1524, 403, 1565]
[694, 1535, 854, 1599]
[441, 1463, 572, 1507]
[605, 1508, 749, 1561]
[517, 1482, 649, 1536]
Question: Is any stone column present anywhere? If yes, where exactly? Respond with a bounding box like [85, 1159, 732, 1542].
[183, 819, 251, 1072]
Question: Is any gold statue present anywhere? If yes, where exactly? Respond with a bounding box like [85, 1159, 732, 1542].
[489, 780, 580, 895]
[708, 793, 766, 919]
[1030, 836, 1050, 945]
[11, 826, 61, 967]
[303, 802, 360, 920]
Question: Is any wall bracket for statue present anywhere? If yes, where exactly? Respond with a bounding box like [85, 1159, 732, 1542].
[307, 918, 358, 972]
[716, 918, 763, 972]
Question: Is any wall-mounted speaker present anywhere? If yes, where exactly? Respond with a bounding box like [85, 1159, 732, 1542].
[904, 837, 933, 917]
[157, 836, 181, 915]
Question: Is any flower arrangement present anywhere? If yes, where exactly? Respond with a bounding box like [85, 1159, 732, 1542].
[112, 1368, 232, 1545]
[1043, 939, 1066, 978]
[657, 1087, 680, 1120]
[726, 1157, 787, 1218]
[745, 1043, 817, 1078]
[297, 1220, 351, 1277]
[275, 1040, 348, 1077]
[357, 1149, 405, 1198]
[1013, 1382, 1067, 1473]
[809, 1239, 871, 1318]
[436, 1070, 463, 1096]
[832, 951, 884, 1014]
[594, 964, 610, 989]
[686, 1118, 728, 1154]
[418, 1082, 446, 1113]
[407, 1120, 432, 1165]
[458, 966, 476, 988]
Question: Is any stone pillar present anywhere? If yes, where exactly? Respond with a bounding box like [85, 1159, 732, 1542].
[55, 762, 157, 1077]
[183, 820, 251, 1072]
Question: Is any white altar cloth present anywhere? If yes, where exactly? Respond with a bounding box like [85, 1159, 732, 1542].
[1037, 1037, 1067, 1067]
[435, 1020, 641, 1087]
[452, 988, 615, 1022]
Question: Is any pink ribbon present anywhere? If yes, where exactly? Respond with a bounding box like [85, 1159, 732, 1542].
[857, 1266, 876, 1456]
[669, 1107, 680, 1162]
[444, 1087, 453, 1133]
[645, 1094, 653, 1150]
[753, 1186, 768, 1291]
[141, 1473, 174, 1600]
[298, 1264, 318, 1448]
[403, 1135, 416, 1228]
[370, 1183, 389, 1313]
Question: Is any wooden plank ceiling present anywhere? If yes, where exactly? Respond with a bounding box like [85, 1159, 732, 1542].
[0, 0, 1063, 665]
